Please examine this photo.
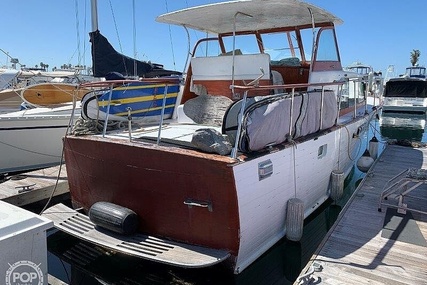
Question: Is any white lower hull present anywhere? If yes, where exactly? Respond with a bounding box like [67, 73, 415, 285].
[232, 114, 369, 273]
[0, 104, 80, 174]
[383, 97, 427, 113]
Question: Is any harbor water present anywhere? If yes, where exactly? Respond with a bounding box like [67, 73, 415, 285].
[32, 112, 427, 284]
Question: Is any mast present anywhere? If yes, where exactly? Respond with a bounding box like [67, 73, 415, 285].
[91, 0, 99, 32]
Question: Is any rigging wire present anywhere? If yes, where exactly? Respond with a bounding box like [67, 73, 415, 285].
[108, 0, 123, 53]
[132, 0, 137, 77]
[165, 0, 177, 71]
[107, 0, 128, 76]
[74, 0, 81, 66]
[82, 0, 88, 69]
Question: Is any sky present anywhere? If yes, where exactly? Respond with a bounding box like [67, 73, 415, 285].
[1, 0, 426, 77]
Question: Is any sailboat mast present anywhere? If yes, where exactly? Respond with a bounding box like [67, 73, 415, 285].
[91, 0, 99, 32]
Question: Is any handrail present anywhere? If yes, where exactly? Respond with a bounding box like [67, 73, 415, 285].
[102, 85, 114, 137]
[157, 84, 169, 145]
[230, 80, 346, 92]
[228, 78, 372, 158]
[79, 77, 180, 141]
[79, 77, 180, 88]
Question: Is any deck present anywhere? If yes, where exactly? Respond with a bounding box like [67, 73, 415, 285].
[0, 164, 69, 207]
[296, 144, 427, 285]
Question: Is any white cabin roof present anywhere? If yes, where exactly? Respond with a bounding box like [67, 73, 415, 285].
[156, 0, 342, 35]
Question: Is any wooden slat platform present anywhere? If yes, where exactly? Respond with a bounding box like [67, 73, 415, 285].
[42, 203, 230, 268]
[0, 164, 69, 206]
[296, 145, 427, 285]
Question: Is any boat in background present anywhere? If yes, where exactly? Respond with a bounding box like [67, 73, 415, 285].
[0, 74, 93, 175]
[345, 62, 384, 107]
[81, 78, 181, 122]
[403, 66, 426, 79]
[0, 66, 95, 112]
[79, 27, 181, 122]
[0, 0, 180, 176]
[0, 68, 24, 112]
[382, 66, 427, 113]
[21, 82, 90, 106]
[0, 102, 79, 175]
[43, 0, 381, 274]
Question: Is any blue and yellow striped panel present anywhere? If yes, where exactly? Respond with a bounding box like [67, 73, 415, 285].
[97, 81, 180, 118]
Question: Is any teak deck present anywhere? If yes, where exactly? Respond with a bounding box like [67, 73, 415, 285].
[0, 164, 69, 206]
[296, 144, 427, 285]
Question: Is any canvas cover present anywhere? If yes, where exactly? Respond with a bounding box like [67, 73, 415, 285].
[237, 91, 337, 152]
[384, 79, 427, 98]
[89, 30, 181, 78]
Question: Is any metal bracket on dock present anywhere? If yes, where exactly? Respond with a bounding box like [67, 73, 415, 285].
[15, 183, 36, 193]
[378, 168, 427, 215]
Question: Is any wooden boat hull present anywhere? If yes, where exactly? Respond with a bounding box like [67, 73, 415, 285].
[64, 135, 240, 258]
[21, 83, 90, 106]
[62, 110, 371, 273]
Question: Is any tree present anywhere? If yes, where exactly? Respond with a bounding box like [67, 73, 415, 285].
[410, 49, 421, 66]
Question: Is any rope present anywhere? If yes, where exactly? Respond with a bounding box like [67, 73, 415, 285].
[39, 97, 78, 214]
[72, 117, 103, 135]
[72, 117, 126, 136]
[285, 134, 298, 198]
[343, 125, 362, 161]
[0, 139, 62, 158]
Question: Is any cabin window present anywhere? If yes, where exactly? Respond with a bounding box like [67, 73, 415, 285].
[222, 34, 259, 54]
[299, 28, 318, 63]
[311, 27, 342, 72]
[193, 38, 222, 57]
[262, 31, 301, 63]
[316, 29, 339, 62]
[348, 67, 371, 75]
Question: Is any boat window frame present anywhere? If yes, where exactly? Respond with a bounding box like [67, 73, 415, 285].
[311, 26, 342, 72]
[191, 37, 225, 58]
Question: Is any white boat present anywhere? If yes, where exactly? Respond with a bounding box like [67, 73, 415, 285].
[0, 68, 24, 113]
[404, 66, 426, 79]
[382, 66, 427, 113]
[0, 102, 79, 174]
[345, 62, 384, 105]
[42, 0, 381, 274]
[0, 64, 96, 112]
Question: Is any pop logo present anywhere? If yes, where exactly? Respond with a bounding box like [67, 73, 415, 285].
[5, 260, 43, 285]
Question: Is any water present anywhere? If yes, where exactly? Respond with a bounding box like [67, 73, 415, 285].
[44, 113, 426, 285]
[379, 112, 427, 142]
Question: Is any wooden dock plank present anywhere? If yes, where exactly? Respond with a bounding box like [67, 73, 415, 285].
[0, 164, 69, 206]
[296, 145, 427, 285]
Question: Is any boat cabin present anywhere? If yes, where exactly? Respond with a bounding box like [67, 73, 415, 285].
[405, 66, 426, 79]
[157, 0, 355, 104]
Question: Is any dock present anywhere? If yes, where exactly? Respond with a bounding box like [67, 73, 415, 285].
[0, 164, 69, 207]
[296, 144, 427, 285]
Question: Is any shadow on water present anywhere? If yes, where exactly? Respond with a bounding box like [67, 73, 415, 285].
[46, 166, 364, 285]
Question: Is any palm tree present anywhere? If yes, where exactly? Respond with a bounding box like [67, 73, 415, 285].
[410, 49, 421, 66]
